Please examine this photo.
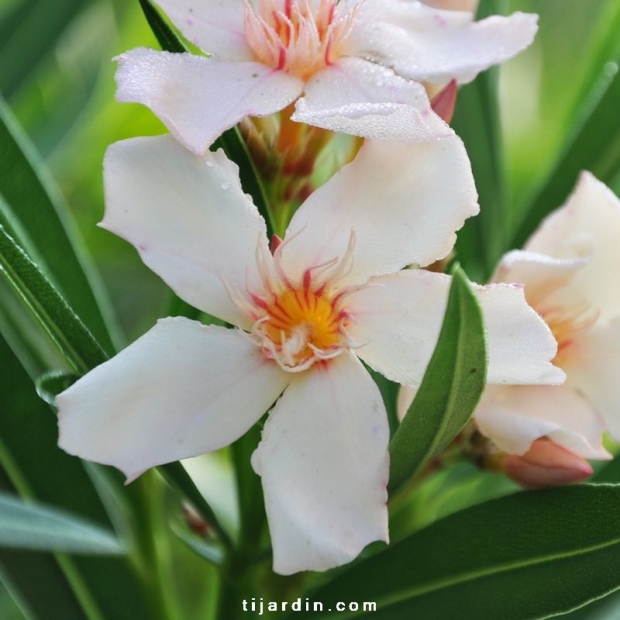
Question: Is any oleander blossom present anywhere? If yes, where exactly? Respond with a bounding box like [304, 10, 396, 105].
[57, 134, 562, 575]
[475, 173, 620, 463]
[115, 0, 538, 154]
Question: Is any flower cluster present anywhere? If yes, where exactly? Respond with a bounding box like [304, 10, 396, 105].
[55, 0, 616, 577]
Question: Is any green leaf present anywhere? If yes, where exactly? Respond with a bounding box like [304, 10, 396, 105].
[138, 0, 186, 53]
[173, 526, 224, 567]
[0, 0, 94, 98]
[0, 492, 123, 555]
[452, 0, 507, 281]
[0, 99, 119, 354]
[511, 59, 620, 249]
[35, 371, 79, 408]
[388, 267, 487, 493]
[296, 485, 620, 619]
[0, 224, 107, 373]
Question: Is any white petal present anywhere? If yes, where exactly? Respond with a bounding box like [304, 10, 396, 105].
[252, 352, 389, 575]
[347, 270, 563, 389]
[350, 1, 537, 84]
[492, 249, 589, 309]
[153, 0, 251, 59]
[524, 172, 620, 325]
[563, 319, 620, 442]
[57, 318, 290, 481]
[476, 282, 565, 386]
[103, 135, 271, 329]
[348, 270, 453, 387]
[280, 136, 478, 286]
[475, 385, 610, 460]
[293, 58, 452, 141]
[115, 49, 304, 154]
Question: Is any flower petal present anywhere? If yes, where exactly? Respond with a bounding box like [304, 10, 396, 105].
[345, 270, 563, 388]
[475, 385, 610, 460]
[292, 58, 452, 141]
[115, 49, 304, 154]
[350, 1, 537, 84]
[476, 282, 565, 385]
[153, 0, 251, 59]
[252, 352, 389, 575]
[563, 319, 620, 442]
[492, 249, 589, 310]
[524, 172, 620, 324]
[280, 136, 478, 286]
[57, 318, 290, 481]
[103, 135, 271, 328]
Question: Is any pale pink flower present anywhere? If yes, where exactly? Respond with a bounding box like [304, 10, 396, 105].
[116, 0, 537, 154]
[57, 134, 560, 574]
[475, 173, 620, 462]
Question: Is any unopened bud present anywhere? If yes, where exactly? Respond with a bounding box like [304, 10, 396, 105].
[430, 80, 458, 124]
[502, 439, 593, 489]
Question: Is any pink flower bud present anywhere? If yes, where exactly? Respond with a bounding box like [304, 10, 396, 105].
[431, 80, 458, 124]
[503, 439, 593, 489]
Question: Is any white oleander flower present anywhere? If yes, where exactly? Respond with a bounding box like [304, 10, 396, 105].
[57, 134, 561, 574]
[116, 0, 537, 153]
[475, 173, 620, 463]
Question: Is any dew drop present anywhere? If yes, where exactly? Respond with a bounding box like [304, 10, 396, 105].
[206, 160, 214, 168]
[221, 181, 231, 190]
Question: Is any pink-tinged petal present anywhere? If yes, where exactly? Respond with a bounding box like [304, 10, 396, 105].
[503, 439, 594, 490]
[563, 319, 620, 442]
[350, 1, 537, 84]
[292, 58, 452, 141]
[115, 49, 304, 154]
[57, 318, 290, 482]
[524, 172, 620, 324]
[475, 384, 610, 461]
[252, 352, 389, 575]
[103, 135, 271, 329]
[476, 282, 565, 386]
[345, 270, 563, 389]
[280, 136, 478, 286]
[153, 0, 251, 59]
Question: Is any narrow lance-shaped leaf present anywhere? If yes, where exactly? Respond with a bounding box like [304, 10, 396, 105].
[0, 98, 119, 354]
[511, 56, 620, 248]
[452, 0, 507, 281]
[0, 492, 124, 555]
[388, 266, 487, 494]
[0, 223, 107, 373]
[295, 485, 620, 620]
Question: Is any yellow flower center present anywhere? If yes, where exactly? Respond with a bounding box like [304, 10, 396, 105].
[244, 0, 356, 80]
[258, 286, 346, 371]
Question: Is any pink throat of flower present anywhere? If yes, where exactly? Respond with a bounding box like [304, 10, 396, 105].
[227, 232, 361, 372]
[243, 0, 357, 80]
[539, 301, 599, 366]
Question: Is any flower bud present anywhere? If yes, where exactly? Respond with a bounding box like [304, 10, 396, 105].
[431, 80, 458, 124]
[502, 439, 593, 489]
